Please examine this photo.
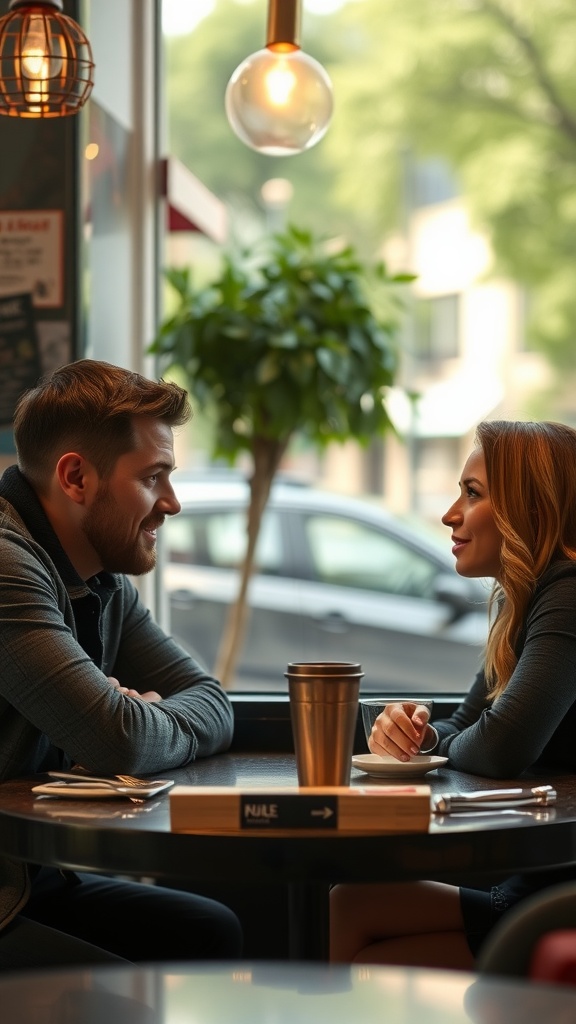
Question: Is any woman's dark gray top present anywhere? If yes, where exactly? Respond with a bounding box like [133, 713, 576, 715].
[433, 561, 576, 777]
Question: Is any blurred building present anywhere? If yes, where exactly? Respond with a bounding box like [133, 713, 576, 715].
[321, 159, 550, 525]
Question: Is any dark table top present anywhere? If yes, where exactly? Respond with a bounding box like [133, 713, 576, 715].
[0, 960, 575, 1024]
[0, 752, 575, 886]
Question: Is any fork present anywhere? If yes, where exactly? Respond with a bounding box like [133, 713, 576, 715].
[115, 774, 158, 787]
[47, 771, 161, 789]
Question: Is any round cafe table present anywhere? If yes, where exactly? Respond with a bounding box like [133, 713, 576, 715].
[1, 753, 576, 961]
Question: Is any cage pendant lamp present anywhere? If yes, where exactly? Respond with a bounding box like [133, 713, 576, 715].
[0, 0, 94, 118]
[225, 0, 333, 156]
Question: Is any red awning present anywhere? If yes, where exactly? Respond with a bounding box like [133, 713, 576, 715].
[160, 157, 227, 244]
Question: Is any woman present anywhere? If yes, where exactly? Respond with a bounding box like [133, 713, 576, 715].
[330, 420, 576, 967]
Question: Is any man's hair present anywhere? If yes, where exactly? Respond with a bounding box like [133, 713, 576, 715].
[14, 359, 191, 490]
[478, 419, 576, 697]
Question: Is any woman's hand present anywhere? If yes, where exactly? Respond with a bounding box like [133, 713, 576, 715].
[368, 701, 433, 761]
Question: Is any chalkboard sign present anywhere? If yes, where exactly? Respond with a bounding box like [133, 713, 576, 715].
[0, 292, 41, 427]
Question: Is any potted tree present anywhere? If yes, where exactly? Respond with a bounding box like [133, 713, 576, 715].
[149, 225, 411, 686]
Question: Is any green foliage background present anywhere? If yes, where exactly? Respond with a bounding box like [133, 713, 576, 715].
[165, 0, 576, 401]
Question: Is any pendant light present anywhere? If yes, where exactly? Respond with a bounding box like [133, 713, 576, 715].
[225, 0, 333, 156]
[0, 0, 94, 118]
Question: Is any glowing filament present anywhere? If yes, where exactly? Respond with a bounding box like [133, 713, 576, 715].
[265, 60, 297, 107]
[21, 16, 50, 77]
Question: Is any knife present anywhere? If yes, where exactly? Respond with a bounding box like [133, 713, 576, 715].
[431, 784, 556, 814]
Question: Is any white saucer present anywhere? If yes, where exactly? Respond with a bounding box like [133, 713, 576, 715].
[351, 753, 448, 777]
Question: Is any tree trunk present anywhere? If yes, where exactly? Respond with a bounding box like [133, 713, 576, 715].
[213, 435, 290, 687]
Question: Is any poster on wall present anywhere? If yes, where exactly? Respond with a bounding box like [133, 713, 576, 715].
[0, 292, 42, 428]
[0, 210, 64, 308]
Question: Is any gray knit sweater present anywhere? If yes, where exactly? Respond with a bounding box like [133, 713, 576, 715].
[0, 465, 234, 930]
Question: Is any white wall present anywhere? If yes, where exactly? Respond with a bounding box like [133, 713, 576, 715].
[84, 0, 162, 375]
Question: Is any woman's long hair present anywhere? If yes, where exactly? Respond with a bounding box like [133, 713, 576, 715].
[480, 420, 576, 698]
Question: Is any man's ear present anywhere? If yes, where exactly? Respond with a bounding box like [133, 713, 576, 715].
[55, 453, 98, 505]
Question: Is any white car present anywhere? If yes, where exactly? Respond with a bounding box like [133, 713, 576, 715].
[162, 471, 490, 694]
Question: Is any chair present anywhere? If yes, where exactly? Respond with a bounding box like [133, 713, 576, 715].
[477, 880, 576, 983]
[530, 930, 576, 984]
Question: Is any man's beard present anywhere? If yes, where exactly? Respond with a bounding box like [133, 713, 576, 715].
[82, 484, 159, 576]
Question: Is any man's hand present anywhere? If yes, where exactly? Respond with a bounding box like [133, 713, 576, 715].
[108, 676, 162, 703]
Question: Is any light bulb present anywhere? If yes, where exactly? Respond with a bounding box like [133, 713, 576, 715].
[225, 46, 333, 156]
[20, 13, 63, 111]
[21, 14, 62, 78]
[0, 0, 94, 119]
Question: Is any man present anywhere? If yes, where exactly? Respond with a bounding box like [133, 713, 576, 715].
[0, 359, 242, 969]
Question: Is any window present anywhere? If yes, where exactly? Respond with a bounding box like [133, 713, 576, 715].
[304, 515, 438, 598]
[414, 294, 460, 361]
[411, 157, 459, 208]
[164, 508, 283, 575]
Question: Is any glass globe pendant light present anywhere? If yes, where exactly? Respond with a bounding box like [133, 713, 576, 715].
[225, 0, 333, 156]
[0, 0, 94, 118]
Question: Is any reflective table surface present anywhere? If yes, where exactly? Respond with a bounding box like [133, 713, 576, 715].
[1, 961, 575, 1024]
[0, 754, 575, 881]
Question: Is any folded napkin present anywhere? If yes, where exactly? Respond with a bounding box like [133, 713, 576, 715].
[431, 785, 556, 814]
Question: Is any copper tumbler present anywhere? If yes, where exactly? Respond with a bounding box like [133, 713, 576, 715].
[285, 662, 364, 787]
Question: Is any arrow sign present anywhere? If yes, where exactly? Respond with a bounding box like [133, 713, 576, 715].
[240, 793, 339, 829]
[311, 806, 334, 820]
